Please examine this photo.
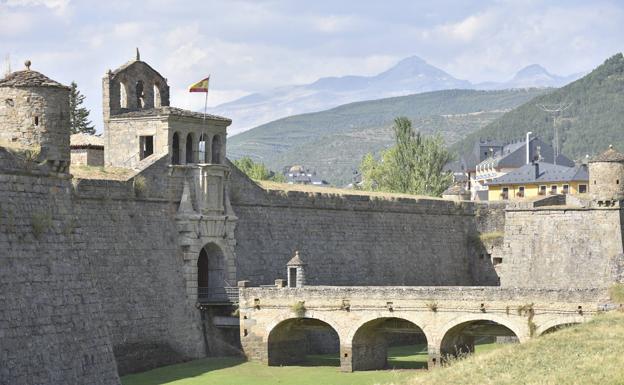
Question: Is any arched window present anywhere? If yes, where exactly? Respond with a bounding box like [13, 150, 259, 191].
[153, 83, 161, 108]
[186, 133, 194, 163]
[171, 132, 180, 165]
[119, 81, 128, 109]
[198, 133, 208, 163]
[211, 135, 221, 164]
[135, 80, 144, 108]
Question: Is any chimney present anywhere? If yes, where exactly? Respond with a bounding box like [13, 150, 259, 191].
[526, 131, 533, 164]
[534, 161, 540, 180]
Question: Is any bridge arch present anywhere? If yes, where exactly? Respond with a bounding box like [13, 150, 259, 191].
[350, 316, 428, 371]
[267, 317, 340, 367]
[537, 317, 583, 336]
[438, 314, 524, 361]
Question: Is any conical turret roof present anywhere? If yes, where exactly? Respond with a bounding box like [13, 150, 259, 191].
[589, 145, 624, 163]
[287, 250, 306, 266]
[0, 61, 68, 89]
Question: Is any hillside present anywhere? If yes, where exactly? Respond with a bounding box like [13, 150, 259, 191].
[408, 312, 624, 385]
[228, 88, 548, 186]
[455, 53, 624, 159]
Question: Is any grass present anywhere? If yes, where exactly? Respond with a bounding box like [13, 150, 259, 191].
[256, 180, 445, 201]
[0, 139, 41, 162]
[70, 165, 135, 180]
[121, 343, 500, 385]
[407, 312, 624, 385]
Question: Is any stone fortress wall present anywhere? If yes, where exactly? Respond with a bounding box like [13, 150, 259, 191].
[0, 151, 120, 385]
[229, 164, 483, 287]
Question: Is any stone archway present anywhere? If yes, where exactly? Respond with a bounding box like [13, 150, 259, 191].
[267, 318, 340, 367]
[197, 243, 226, 303]
[350, 317, 428, 371]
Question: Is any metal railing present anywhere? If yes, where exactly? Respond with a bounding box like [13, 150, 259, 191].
[198, 286, 239, 304]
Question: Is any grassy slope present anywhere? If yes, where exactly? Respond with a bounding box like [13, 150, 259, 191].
[120, 343, 500, 385]
[228, 88, 547, 186]
[408, 312, 624, 385]
[454, 53, 624, 160]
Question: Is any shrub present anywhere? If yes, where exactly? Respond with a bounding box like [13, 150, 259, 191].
[133, 175, 148, 197]
[427, 302, 438, 312]
[31, 211, 52, 239]
[609, 283, 624, 304]
[291, 301, 306, 317]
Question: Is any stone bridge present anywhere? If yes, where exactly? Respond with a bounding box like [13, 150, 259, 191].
[239, 286, 607, 372]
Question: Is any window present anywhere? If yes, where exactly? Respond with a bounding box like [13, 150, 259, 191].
[618, 180, 620, 185]
[550, 185, 558, 195]
[517, 186, 525, 198]
[33, 116, 39, 126]
[198, 134, 207, 163]
[501, 187, 509, 200]
[139, 136, 154, 160]
[493, 257, 503, 266]
[579, 184, 587, 194]
[171, 132, 180, 165]
[211, 135, 221, 164]
[186, 133, 194, 163]
[562, 184, 569, 194]
[5, 98, 14, 107]
[538, 185, 547, 195]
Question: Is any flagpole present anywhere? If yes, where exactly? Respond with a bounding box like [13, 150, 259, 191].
[203, 79, 208, 125]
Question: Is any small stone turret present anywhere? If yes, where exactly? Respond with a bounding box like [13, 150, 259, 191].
[287, 250, 307, 288]
[588, 145, 624, 201]
[0, 60, 71, 172]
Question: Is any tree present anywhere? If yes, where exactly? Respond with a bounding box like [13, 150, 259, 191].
[359, 117, 454, 196]
[233, 156, 285, 182]
[69, 81, 95, 134]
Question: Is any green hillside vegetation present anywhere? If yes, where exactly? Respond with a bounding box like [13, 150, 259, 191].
[407, 311, 624, 385]
[455, 53, 624, 160]
[228, 88, 548, 186]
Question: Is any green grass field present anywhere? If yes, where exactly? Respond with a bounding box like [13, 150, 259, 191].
[121, 343, 500, 385]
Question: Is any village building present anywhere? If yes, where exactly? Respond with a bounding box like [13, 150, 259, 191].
[285, 164, 329, 186]
[487, 161, 589, 201]
[70, 133, 104, 166]
[469, 134, 574, 200]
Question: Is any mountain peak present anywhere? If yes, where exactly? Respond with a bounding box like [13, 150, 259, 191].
[514, 64, 552, 78]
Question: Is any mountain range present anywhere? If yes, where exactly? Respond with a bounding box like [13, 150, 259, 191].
[214, 56, 582, 135]
[227, 88, 548, 185]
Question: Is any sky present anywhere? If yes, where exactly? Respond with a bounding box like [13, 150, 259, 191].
[1, 0, 624, 132]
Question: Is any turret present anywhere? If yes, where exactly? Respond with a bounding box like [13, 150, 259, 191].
[588, 145, 624, 201]
[0, 60, 70, 172]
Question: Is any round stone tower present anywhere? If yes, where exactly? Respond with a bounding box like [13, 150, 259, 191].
[588, 145, 624, 201]
[0, 60, 71, 172]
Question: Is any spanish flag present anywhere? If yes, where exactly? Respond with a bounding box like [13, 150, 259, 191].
[189, 76, 210, 93]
